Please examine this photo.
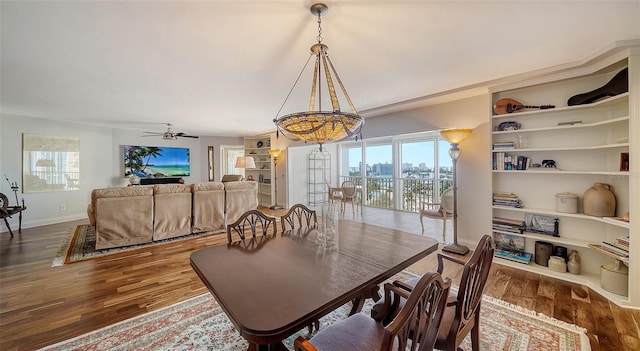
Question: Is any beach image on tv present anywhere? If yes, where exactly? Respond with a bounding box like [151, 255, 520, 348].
[124, 145, 190, 177]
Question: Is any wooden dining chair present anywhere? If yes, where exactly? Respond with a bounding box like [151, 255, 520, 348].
[280, 203, 317, 232]
[226, 209, 277, 243]
[371, 235, 495, 351]
[294, 271, 451, 351]
[434, 234, 494, 351]
[340, 181, 357, 216]
[419, 188, 453, 241]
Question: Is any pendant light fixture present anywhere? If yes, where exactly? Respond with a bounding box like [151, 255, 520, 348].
[273, 3, 364, 151]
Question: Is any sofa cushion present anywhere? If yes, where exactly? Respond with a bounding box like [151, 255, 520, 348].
[153, 184, 192, 240]
[191, 182, 225, 232]
[224, 181, 258, 225]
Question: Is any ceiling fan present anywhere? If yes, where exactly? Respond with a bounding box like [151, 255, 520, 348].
[142, 123, 199, 140]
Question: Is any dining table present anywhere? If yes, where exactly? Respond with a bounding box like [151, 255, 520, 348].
[190, 219, 438, 351]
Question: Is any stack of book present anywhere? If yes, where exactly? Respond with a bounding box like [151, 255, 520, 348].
[493, 232, 532, 264]
[493, 192, 523, 208]
[600, 236, 629, 257]
[492, 217, 525, 233]
[493, 142, 515, 150]
[493, 153, 531, 170]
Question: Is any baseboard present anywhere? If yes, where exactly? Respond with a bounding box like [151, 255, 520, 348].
[1, 214, 88, 234]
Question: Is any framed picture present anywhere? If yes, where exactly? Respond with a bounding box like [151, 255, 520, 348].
[22, 134, 80, 193]
[524, 213, 559, 236]
[620, 152, 629, 172]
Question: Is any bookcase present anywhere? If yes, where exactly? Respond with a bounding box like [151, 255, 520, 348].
[244, 134, 274, 207]
[489, 41, 638, 307]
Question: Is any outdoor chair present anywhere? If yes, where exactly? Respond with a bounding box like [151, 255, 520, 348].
[419, 188, 453, 241]
[340, 181, 357, 216]
[280, 203, 317, 232]
[294, 271, 451, 351]
[326, 180, 343, 203]
[226, 209, 277, 243]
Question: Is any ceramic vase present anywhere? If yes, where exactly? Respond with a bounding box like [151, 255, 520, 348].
[567, 250, 581, 275]
[583, 183, 616, 217]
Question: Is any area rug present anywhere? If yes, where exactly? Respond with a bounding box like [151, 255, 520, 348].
[52, 225, 224, 267]
[38, 272, 590, 351]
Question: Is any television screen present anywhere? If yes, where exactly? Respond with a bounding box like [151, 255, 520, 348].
[124, 145, 190, 178]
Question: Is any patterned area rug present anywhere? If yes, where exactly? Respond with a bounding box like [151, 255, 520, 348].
[52, 225, 224, 266]
[38, 271, 590, 351]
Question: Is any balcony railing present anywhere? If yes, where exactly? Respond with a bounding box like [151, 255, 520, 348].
[339, 176, 452, 213]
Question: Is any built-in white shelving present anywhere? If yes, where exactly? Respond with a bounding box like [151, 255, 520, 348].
[490, 43, 637, 307]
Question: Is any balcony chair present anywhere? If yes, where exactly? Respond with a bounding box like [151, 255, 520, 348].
[326, 180, 343, 203]
[340, 181, 357, 216]
[419, 188, 453, 242]
[294, 271, 451, 351]
[226, 209, 277, 243]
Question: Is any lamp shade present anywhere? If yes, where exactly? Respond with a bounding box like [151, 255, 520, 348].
[440, 129, 472, 144]
[268, 149, 282, 158]
[235, 156, 256, 169]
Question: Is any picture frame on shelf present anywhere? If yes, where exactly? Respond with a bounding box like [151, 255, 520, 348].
[525, 213, 559, 237]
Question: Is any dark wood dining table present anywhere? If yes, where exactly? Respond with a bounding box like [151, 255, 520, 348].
[190, 219, 438, 351]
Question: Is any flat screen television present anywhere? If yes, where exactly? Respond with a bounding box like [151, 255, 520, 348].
[124, 145, 190, 178]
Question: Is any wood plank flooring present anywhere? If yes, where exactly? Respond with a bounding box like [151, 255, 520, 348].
[1, 207, 638, 351]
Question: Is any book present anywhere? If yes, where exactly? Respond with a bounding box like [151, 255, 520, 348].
[495, 249, 532, 264]
[601, 241, 629, 256]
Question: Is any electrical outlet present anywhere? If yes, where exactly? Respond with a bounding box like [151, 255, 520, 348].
[60, 204, 66, 211]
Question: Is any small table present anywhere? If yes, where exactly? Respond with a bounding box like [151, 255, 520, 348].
[190, 220, 437, 350]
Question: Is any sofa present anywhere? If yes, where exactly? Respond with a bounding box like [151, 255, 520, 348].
[88, 187, 154, 250]
[153, 184, 192, 241]
[87, 181, 258, 250]
[192, 182, 225, 233]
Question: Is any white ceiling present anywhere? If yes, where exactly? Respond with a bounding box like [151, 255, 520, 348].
[1, 1, 639, 137]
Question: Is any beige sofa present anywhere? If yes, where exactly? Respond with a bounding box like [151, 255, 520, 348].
[192, 182, 225, 233]
[87, 181, 258, 250]
[153, 184, 192, 241]
[224, 181, 259, 225]
[88, 187, 154, 250]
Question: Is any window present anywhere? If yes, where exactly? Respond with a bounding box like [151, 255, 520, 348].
[337, 131, 451, 212]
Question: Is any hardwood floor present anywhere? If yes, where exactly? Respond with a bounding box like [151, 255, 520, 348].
[1, 207, 638, 351]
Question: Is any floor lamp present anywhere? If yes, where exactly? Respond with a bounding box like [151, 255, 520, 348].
[440, 128, 473, 255]
[268, 149, 282, 210]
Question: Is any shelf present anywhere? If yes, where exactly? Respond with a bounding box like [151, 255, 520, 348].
[493, 257, 630, 306]
[493, 143, 628, 152]
[492, 205, 631, 229]
[492, 229, 596, 248]
[491, 93, 629, 120]
[492, 116, 629, 134]
[492, 170, 629, 176]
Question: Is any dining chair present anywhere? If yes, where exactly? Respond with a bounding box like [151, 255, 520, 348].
[226, 209, 277, 243]
[419, 188, 453, 241]
[326, 180, 343, 203]
[280, 203, 317, 232]
[340, 181, 357, 216]
[370, 235, 495, 351]
[434, 234, 494, 351]
[294, 271, 451, 351]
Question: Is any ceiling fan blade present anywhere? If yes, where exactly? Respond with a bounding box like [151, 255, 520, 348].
[176, 133, 199, 139]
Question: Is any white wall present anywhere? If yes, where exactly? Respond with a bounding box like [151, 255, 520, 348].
[0, 114, 242, 231]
